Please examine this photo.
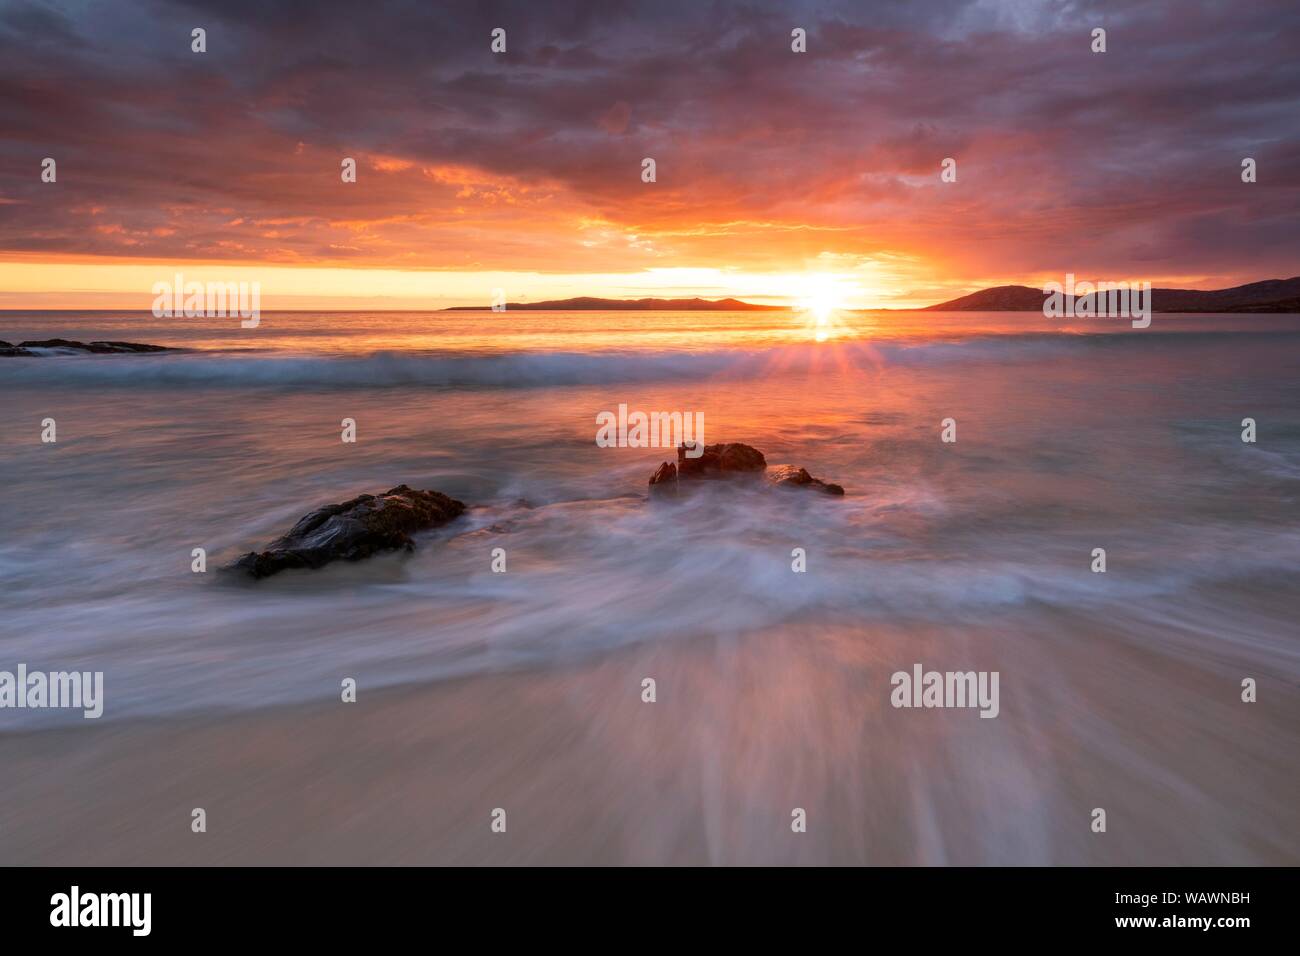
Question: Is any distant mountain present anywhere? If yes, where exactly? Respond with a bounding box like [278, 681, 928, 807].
[921, 277, 1300, 312]
[445, 296, 784, 311]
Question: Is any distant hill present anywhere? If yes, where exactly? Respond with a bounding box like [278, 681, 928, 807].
[922, 285, 1046, 311]
[922, 277, 1300, 312]
[445, 296, 784, 311]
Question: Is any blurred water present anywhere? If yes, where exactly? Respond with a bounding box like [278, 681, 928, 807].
[1, 310, 1297, 723]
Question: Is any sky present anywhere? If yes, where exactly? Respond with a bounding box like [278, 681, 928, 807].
[0, 0, 1297, 310]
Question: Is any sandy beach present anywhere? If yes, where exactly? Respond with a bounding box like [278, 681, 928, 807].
[4, 600, 1296, 866]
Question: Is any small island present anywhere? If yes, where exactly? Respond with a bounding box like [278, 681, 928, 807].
[445, 296, 785, 311]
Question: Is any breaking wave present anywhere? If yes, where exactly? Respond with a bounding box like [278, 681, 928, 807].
[0, 336, 1108, 390]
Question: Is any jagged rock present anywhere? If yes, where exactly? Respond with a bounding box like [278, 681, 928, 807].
[648, 461, 678, 486]
[228, 484, 466, 579]
[1, 339, 175, 356]
[649, 443, 844, 497]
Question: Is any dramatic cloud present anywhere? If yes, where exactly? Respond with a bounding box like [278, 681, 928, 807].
[0, 0, 1297, 298]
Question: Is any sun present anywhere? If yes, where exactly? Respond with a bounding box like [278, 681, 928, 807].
[796, 274, 851, 341]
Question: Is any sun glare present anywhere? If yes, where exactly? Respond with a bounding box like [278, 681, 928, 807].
[797, 274, 852, 341]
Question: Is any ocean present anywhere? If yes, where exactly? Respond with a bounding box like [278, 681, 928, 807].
[1, 308, 1297, 863]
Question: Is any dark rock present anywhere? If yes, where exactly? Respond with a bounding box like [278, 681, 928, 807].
[649, 443, 766, 496]
[676, 442, 767, 479]
[5, 338, 175, 355]
[647, 461, 678, 494]
[765, 464, 845, 496]
[649, 443, 844, 498]
[16, 338, 86, 349]
[228, 484, 466, 579]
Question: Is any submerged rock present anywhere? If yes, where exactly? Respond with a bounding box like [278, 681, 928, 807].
[0, 339, 175, 356]
[765, 464, 845, 496]
[228, 484, 466, 579]
[648, 443, 844, 497]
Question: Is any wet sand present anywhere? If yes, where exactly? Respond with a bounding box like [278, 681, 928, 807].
[3, 610, 1295, 866]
